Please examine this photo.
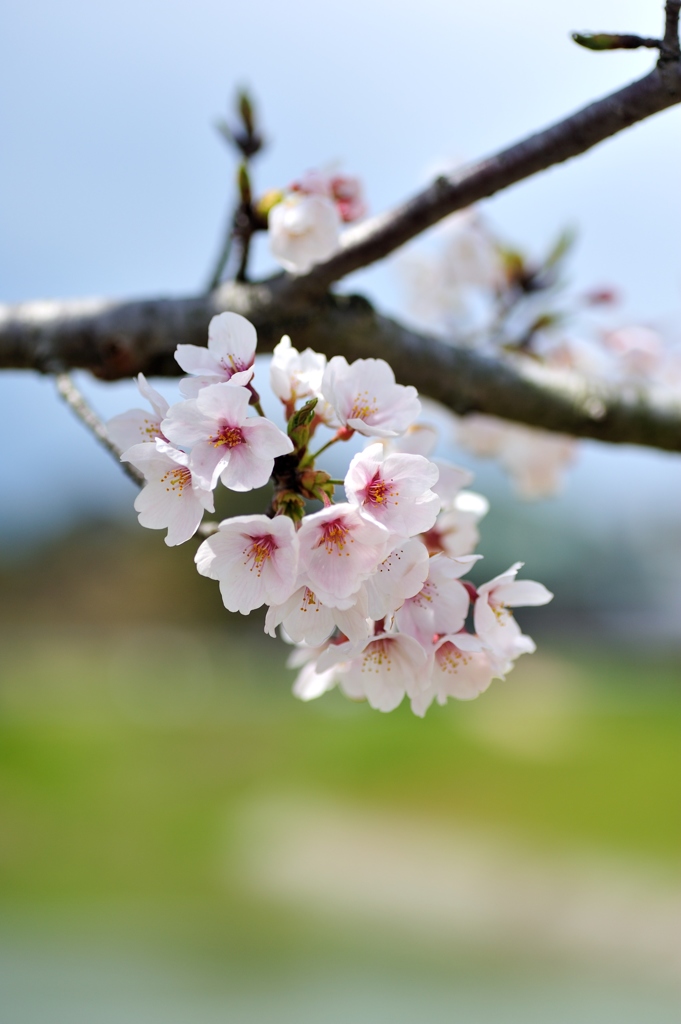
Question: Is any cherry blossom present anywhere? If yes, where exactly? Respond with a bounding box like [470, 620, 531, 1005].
[106, 373, 169, 451]
[290, 170, 366, 223]
[265, 585, 370, 647]
[121, 439, 214, 546]
[316, 631, 428, 713]
[297, 503, 390, 607]
[411, 635, 500, 717]
[321, 356, 421, 438]
[175, 312, 256, 398]
[269, 193, 341, 273]
[360, 538, 430, 620]
[396, 553, 479, 645]
[422, 491, 489, 557]
[269, 335, 327, 410]
[195, 514, 299, 614]
[162, 383, 293, 491]
[344, 443, 440, 539]
[474, 562, 553, 659]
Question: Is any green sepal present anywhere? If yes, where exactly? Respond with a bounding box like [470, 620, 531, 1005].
[287, 398, 318, 452]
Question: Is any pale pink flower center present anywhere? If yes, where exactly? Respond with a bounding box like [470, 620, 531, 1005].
[349, 390, 378, 422]
[161, 466, 191, 496]
[299, 587, 320, 611]
[211, 424, 245, 449]
[365, 473, 398, 507]
[318, 519, 353, 556]
[142, 416, 163, 440]
[243, 534, 277, 577]
[410, 580, 435, 608]
[361, 638, 393, 673]
[436, 642, 472, 674]
[221, 355, 249, 375]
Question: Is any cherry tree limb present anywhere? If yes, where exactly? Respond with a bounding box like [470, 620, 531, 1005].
[2, 288, 680, 453]
[2, 5, 680, 454]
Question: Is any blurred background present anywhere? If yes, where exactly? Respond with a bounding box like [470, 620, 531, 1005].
[1, 1, 680, 1020]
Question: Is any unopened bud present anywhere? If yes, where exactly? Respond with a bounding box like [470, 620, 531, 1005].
[298, 469, 334, 502]
[271, 490, 306, 522]
[255, 189, 285, 221]
[572, 32, 654, 51]
[287, 398, 318, 452]
[237, 90, 255, 137]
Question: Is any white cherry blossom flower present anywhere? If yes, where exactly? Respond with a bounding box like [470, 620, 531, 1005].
[289, 643, 339, 702]
[411, 634, 500, 716]
[474, 562, 553, 660]
[431, 460, 474, 508]
[122, 439, 214, 546]
[321, 356, 421, 438]
[497, 425, 576, 500]
[297, 503, 390, 608]
[195, 514, 299, 615]
[162, 383, 293, 491]
[175, 312, 256, 398]
[344, 443, 440, 539]
[422, 491, 489, 557]
[265, 585, 370, 647]
[317, 631, 428, 713]
[396, 553, 479, 645]
[269, 335, 328, 412]
[361, 538, 430, 620]
[269, 193, 341, 274]
[107, 374, 169, 451]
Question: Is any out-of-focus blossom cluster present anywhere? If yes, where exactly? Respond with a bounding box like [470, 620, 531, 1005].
[107, 312, 552, 715]
[268, 169, 365, 274]
[403, 208, 681, 498]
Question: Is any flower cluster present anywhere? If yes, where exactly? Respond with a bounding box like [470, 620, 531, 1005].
[108, 312, 552, 715]
[403, 207, 681, 499]
[268, 170, 365, 274]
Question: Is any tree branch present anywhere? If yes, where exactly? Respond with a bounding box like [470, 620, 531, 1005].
[283, 65, 681, 296]
[3, 288, 681, 453]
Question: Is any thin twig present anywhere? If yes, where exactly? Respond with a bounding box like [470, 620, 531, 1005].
[205, 207, 236, 292]
[54, 372, 144, 487]
[663, 0, 681, 54]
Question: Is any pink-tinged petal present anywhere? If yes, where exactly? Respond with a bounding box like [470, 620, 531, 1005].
[195, 381, 251, 421]
[136, 373, 169, 420]
[175, 344, 223, 376]
[293, 661, 338, 701]
[161, 400, 218, 448]
[390, 423, 438, 457]
[188, 441, 229, 490]
[432, 639, 495, 701]
[241, 417, 294, 459]
[207, 311, 257, 365]
[179, 375, 221, 398]
[362, 538, 430, 620]
[493, 580, 553, 607]
[219, 447, 274, 492]
[107, 409, 162, 451]
[266, 587, 337, 646]
[431, 460, 473, 507]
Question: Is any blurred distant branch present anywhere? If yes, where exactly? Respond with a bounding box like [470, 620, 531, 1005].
[3, 288, 681, 454]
